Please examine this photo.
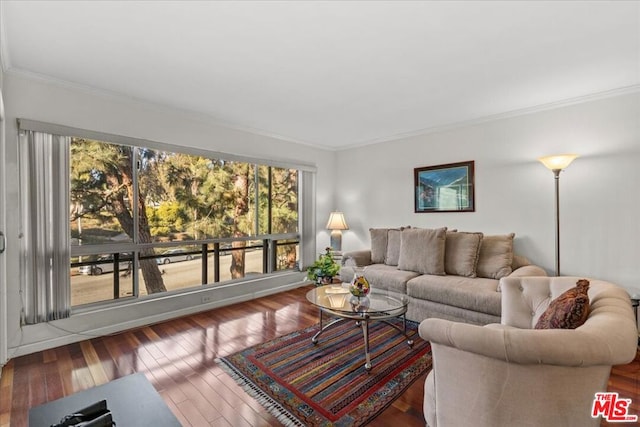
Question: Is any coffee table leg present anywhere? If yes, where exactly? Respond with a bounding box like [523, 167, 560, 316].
[380, 316, 414, 347]
[404, 314, 414, 347]
[312, 308, 324, 344]
[312, 309, 346, 344]
[363, 317, 372, 371]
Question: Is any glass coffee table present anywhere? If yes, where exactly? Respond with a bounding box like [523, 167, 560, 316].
[306, 284, 413, 371]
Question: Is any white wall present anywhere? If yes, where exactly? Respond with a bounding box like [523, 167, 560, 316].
[3, 69, 639, 358]
[335, 91, 640, 292]
[2, 72, 337, 356]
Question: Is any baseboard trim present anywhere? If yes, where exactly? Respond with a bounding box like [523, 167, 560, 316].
[8, 273, 309, 358]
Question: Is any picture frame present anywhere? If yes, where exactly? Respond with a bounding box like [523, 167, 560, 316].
[414, 161, 475, 213]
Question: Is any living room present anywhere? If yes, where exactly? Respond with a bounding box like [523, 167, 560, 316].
[0, 1, 639, 426]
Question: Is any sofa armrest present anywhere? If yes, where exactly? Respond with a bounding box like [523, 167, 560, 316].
[341, 250, 372, 267]
[506, 264, 548, 278]
[497, 265, 548, 291]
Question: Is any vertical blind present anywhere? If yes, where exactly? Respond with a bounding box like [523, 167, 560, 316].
[19, 130, 71, 324]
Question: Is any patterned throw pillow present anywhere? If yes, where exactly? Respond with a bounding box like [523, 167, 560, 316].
[535, 279, 591, 329]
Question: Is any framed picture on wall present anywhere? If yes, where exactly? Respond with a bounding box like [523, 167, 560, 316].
[414, 161, 475, 213]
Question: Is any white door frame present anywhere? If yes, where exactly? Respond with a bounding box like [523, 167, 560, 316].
[0, 88, 7, 369]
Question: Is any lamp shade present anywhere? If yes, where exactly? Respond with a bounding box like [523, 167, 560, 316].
[326, 212, 349, 230]
[538, 154, 579, 171]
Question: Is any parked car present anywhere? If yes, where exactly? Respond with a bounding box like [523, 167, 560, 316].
[156, 248, 194, 264]
[78, 253, 132, 276]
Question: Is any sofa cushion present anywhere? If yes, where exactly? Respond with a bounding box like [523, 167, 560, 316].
[445, 231, 483, 277]
[398, 227, 447, 275]
[476, 233, 515, 279]
[535, 279, 591, 329]
[362, 264, 421, 295]
[370, 228, 389, 264]
[407, 274, 502, 316]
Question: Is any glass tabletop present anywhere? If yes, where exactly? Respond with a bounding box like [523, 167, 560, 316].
[306, 284, 408, 315]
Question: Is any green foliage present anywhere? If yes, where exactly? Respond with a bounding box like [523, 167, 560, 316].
[71, 139, 300, 283]
[70, 139, 136, 238]
[150, 226, 172, 236]
[307, 248, 340, 281]
[146, 201, 188, 235]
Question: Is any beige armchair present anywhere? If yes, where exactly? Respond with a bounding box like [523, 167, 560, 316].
[418, 276, 638, 427]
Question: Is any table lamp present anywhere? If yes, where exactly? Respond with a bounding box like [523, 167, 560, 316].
[326, 211, 348, 253]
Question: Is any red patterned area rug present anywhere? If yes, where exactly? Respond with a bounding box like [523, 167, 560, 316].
[217, 319, 431, 426]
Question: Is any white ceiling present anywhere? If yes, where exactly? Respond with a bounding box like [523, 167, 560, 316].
[1, 1, 639, 150]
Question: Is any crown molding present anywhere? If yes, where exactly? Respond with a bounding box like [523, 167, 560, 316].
[4, 67, 337, 151]
[337, 84, 640, 151]
[5, 67, 638, 153]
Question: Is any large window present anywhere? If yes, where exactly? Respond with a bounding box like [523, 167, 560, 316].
[70, 139, 300, 306]
[19, 121, 307, 323]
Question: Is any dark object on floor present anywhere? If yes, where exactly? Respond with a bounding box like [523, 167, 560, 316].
[29, 373, 180, 427]
[50, 399, 112, 426]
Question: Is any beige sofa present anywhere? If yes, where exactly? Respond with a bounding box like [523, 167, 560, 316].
[340, 227, 547, 324]
[419, 276, 638, 427]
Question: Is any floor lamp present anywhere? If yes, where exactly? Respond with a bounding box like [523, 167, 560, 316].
[326, 211, 349, 254]
[538, 154, 578, 277]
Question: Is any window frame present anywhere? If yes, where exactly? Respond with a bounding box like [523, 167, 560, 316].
[18, 119, 315, 313]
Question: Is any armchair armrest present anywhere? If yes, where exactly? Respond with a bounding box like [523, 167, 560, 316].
[419, 314, 636, 366]
[341, 250, 372, 267]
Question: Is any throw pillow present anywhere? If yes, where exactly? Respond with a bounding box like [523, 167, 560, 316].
[535, 279, 591, 329]
[476, 233, 515, 279]
[370, 228, 389, 264]
[385, 228, 403, 266]
[397, 227, 447, 275]
[445, 231, 483, 277]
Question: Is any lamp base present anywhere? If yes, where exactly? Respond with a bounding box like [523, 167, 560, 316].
[329, 230, 342, 253]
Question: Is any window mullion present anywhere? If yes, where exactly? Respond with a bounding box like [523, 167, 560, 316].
[132, 147, 140, 297]
[254, 164, 259, 236]
[268, 166, 273, 235]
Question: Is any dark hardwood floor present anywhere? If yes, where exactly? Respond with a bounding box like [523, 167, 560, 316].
[0, 285, 638, 426]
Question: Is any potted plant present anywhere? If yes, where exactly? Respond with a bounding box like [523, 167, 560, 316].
[306, 247, 341, 285]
